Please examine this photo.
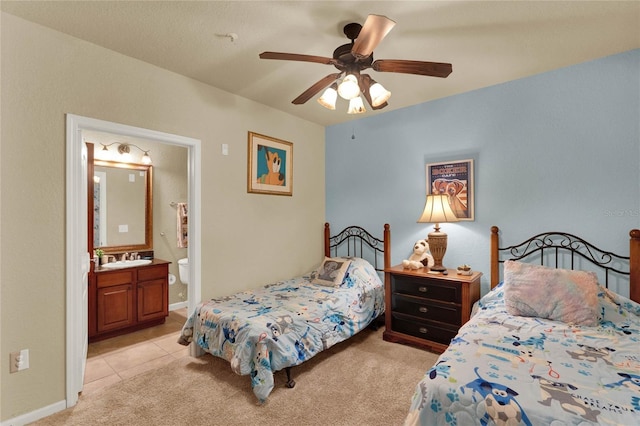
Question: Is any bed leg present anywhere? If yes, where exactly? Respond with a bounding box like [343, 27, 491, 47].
[285, 367, 296, 388]
[190, 343, 205, 358]
[369, 314, 384, 331]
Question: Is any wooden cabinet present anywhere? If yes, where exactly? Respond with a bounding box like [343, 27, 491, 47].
[137, 265, 169, 322]
[90, 260, 170, 341]
[383, 265, 481, 353]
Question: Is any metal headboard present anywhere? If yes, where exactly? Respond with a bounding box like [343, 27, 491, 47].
[324, 223, 391, 272]
[490, 226, 631, 290]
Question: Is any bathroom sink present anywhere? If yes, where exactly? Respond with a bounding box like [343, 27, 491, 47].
[101, 259, 152, 269]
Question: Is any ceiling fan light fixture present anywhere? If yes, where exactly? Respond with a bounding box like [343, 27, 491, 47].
[337, 74, 360, 100]
[347, 96, 367, 114]
[369, 82, 391, 107]
[317, 83, 338, 110]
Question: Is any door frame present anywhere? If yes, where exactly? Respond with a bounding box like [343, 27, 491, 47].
[65, 114, 202, 406]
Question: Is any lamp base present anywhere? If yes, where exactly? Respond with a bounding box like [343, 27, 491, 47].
[429, 264, 447, 272]
[427, 229, 448, 272]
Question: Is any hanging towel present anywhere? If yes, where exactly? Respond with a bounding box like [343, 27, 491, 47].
[177, 203, 188, 248]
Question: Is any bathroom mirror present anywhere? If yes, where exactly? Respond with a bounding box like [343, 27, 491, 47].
[93, 160, 153, 253]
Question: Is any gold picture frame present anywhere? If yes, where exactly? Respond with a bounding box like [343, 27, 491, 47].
[426, 159, 474, 220]
[247, 132, 293, 196]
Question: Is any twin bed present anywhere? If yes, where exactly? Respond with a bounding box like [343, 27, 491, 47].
[178, 223, 390, 402]
[179, 221, 639, 425]
[405, 226, 640, 425]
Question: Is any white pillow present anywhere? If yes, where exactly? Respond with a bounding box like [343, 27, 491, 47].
[503, 260, 600, 326]
[312, 257, 352, 287]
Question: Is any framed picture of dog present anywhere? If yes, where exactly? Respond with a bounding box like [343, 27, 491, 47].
[426, 159, 474, 220]
[247, 131, 293, 196]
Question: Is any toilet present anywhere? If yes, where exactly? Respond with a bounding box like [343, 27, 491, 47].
[178, 258, 189, 285]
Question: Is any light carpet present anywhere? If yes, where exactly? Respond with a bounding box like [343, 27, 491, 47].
[32, 327, 439, 426]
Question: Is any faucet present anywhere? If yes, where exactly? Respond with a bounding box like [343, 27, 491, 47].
[121, 253, 129, 261]
[131, 252, 139, 260]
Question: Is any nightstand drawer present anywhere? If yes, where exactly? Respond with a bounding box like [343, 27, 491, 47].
[393, 294, 461, 325]
[392, 276, 460, 303]
[391, 313, 458, 345]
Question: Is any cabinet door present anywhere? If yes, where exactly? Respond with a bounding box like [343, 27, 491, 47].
[137, 278, 168, 322]
[97, 284, 134, 332]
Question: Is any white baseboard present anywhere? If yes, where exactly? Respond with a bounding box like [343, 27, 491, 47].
[1, 400, 66, 426]
[169, 301, 188, 311]
[3, 303, 189, 426]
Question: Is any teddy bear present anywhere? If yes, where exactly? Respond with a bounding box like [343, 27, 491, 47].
[402, 239, 435, 269]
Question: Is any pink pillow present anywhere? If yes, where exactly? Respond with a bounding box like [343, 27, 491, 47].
[503, 260, 599, 326]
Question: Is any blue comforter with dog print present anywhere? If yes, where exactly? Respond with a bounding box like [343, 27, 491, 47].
[178, 257, 384, 402]
[405, 283, 640, 426]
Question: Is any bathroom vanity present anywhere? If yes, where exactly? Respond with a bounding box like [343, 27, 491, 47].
[89, 259, 170, 342]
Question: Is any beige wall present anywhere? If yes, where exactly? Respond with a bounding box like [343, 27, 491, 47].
[0, 12, 325, 421]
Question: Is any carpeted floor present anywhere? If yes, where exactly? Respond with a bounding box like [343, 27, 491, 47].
[32, 327, 439, 426]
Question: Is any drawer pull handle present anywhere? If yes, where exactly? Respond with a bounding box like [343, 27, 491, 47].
[418, 286, 428, 293]
[419, 306, 429, 313]
[419, 327, 428, 334]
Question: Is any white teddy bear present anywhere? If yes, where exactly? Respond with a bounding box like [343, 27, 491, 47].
[402, 239, 435, 270]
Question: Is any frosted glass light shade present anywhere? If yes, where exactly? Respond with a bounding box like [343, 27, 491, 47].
[141, 152, 152, 164]
[337, 74, 360, 100]
[347, 96, 366, 114]
[369, 82, 391, 107]
[317, 84, 338, 110]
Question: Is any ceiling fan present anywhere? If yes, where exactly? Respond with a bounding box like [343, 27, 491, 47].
[259, 14, 452, 113]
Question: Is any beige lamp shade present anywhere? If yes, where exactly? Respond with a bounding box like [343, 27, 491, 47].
[417, 193, 458, 271]
[417, 194, 459, 225]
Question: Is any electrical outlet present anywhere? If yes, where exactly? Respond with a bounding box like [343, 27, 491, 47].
[9, 349, 29, 373]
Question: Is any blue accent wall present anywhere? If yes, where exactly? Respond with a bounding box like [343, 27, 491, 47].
[326, 49, 639, 296]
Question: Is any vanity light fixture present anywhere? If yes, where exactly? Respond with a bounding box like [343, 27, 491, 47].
[99, 142, 152, 164]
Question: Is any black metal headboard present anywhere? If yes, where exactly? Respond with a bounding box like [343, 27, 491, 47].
[324, 223, 391, 273]
[490, 226, 631, 290]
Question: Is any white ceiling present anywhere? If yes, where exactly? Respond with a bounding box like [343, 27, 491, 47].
[3, 1, 639, 127]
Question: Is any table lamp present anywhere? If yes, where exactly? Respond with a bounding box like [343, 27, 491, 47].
[417, 194, 459, 271]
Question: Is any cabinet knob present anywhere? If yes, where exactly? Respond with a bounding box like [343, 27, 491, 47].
[418, 286, 428, 293]
[419, 306, 429, 313]
[419, 327, 428, 334]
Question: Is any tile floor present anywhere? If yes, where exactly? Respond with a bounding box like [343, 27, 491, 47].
[82, 308, 189, 396]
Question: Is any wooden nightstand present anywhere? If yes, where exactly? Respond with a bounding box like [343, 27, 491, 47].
[383, 265, 481, 353]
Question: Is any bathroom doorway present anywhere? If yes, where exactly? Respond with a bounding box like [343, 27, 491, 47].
[66, 114, 202, 407]
[85, 131, 191, 312]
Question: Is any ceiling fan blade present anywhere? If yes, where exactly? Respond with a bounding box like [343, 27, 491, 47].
[358, 74, 387, 110]
[259, 51, 336, 65]
[292, 73, 342, 105]
[372, 59, 452, 78]
[351, 15, 396, 60]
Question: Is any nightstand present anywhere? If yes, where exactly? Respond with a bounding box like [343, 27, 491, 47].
[383, 265, 481, 353]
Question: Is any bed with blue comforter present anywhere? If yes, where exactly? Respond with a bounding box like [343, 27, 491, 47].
[405, 227, 640, 425]
[405, 283, 640, 425]
[178, 256, 385, 402]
